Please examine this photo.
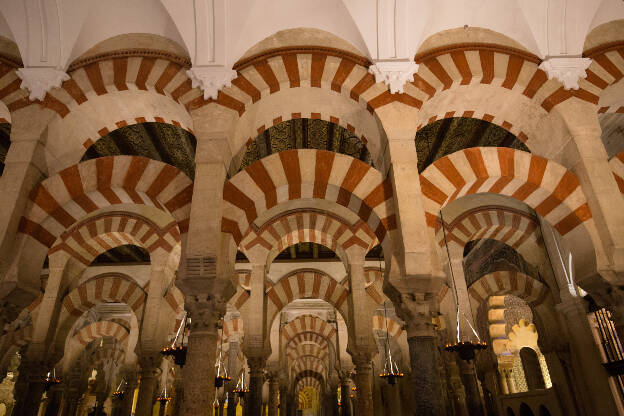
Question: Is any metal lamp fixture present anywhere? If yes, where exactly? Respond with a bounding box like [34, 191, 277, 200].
[439, 210, 487, 361]
[215, 322, 231, 387]
[378, 302, 404, 385]
[162, 312, 188, 367]
[44, 368, 61, 391]
[233, 370, 250, 396]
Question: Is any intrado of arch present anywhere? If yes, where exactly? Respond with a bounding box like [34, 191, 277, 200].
[281, 314, 336, 344]
[266, 269, 349, 326]
[288, 343, 329, 363]
[222, 149, 396, 244]
[292, 356, 327, 377]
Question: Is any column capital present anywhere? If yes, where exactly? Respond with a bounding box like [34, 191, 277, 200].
[138, 352, 162, 375]
[16, 67, 69, 101]
[187, 65, 237, 100]
[392, 291, 437, 337]
[368, 59, 419, 94]
[185, 292, 227, 333]
[538, 56, 591, 90]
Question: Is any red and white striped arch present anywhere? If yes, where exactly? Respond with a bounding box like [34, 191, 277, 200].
[266, 270, 349, 325]
[296, 377, 322, 394]
[610, 151, 624, 193]
[48, 212, 181, 266]
[282, 314, 336, 345]
[287, 332, 331, 352]
[71, 321, 129, 347]
[420, 147, 591, 237]
[217, 317, 245, 343]
[222, 149, 396, 245]
[20, 156, 193, 249]
[288, 343, 328, 363]
[467, 270, 551, 316]
[241, 210, 378, 265]
[363, 267, 386, 305]
[409, 45, 596, 115]
[60, 275, 147, 321]
[435, 207, 540, 254]
[292, 356, 327, 377]
[372, 315, 403, 339]
[583, 44, 624, 109]
[0, 61, 31, 117]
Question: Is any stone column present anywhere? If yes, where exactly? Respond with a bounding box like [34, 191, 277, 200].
[11, 356, 47, 416]
[279, 384, 289, 416]
[340, 377, 351, 416]
[268, 373, 278, 416]
[381, 382, 401, 416]
[351, 351, 374, 416]
[43, 383, 63, 416]
[135, 354, 161, 416]
[458, 360, 484, 416]
[247, 357, 265, 416]
[394, 292, 444, 415]
[181, 294, 225, 416]
[557, 296, 619, 414]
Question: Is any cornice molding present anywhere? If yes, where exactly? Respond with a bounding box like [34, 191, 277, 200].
[583, 40, 624, 59]
[67, 49, 192, 73]
[233, 46, 372, 71]
[415, 42, 541, 65]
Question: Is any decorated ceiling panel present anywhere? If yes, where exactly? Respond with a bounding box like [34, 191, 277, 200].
[81, 122, 197, 180]
[240, 119, 372, 172]
[415, 117, 530, 173]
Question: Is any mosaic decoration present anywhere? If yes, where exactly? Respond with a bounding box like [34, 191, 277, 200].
[463, 239, 541, 287]
[415, 117, 530, 173]
[90, 244, 150, 265]
[239, 119, 372, 171]
[81, 122, 197, 180]
[0, 123, 10, 176]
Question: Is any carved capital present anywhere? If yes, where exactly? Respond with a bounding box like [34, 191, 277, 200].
[187, 66, 238, 100]
[16, 67, 69, 101]
[538, 56, 591, 90]
[185, 293, 226, 333]
[394, 292, 436, 337]
[368, 59, 419, 94]
[138, 352, 162, 374]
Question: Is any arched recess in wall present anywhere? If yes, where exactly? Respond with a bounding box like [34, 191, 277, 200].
[81, 122, 197, 180]
[520, 403, 535, 416]
[415, 117, 530, 173]
[237, 118, 373, 172]
[520, 346, 546, 390]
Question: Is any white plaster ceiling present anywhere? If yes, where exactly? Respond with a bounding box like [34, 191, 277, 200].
[1, 0, 622, 69]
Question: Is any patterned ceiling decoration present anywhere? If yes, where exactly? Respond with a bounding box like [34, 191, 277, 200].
[0, 123, 10, 175]
[81, 122, 197, 180]
[414, 117, 530, 173]
[239, 118, 372, 172]
[463, 239, 541, 287]
[90, 244, 150, 265]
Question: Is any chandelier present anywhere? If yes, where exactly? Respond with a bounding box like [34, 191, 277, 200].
[112, 379, 126, 400]
[44, 368, 61, 391]
[162, 312, 188, 367]
[233, 370, 250, 396]
[215, 321, 231, 387]
[439, 210, 487, 361]
[378, 303, 404, 385]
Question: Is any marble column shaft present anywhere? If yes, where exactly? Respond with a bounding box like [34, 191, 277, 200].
[352, 355, 374, 416]
[340, 379, 351, 416]
[182, 329, 218, 415]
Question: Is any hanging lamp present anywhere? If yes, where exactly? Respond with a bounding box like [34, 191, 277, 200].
[213, 389, 220, 409]
[215, 321, 231, 387]
[161, 312, 188, 366]
[233, 370, 250, 396]
[44, 368, 61, 391]
[439, 210, 487, 361]
[378, 302, 405, 385]
[112, 379, 126, 400]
